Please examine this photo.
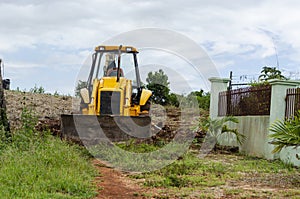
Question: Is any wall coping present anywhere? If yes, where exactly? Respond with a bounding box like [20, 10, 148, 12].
[268, 79, 300, 86]
[209, 77, 231, 83]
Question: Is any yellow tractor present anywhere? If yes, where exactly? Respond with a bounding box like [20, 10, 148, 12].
[61, 45, 152, 144]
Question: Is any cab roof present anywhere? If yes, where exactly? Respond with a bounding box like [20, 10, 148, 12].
[94, 45, 138, 53]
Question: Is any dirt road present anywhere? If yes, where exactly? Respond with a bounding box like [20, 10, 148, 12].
[93, 160, 149, 199]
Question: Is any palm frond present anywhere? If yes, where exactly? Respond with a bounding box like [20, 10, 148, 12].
[220, 125, 246, 145]
[269, 115, 300, 153]
[199, 116, 245, 147]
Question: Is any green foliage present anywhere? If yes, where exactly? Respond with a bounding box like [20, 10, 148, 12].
[249, 80, 270, 87]
[187, 90, 210, 110]
[170, 90, 210, 110]
[145, 69, 210, 109]
[0, 108, 97, 198]
[75, 80, 88, 97]
[89, 141, 188, 172]
[116, 141, 160, 153]
[132, 152, 298, 188]
[195, 116, 245, 146]
[146, 69, 170, 105]
[269, 110, 300, 153]
[168, 93, 180, 107]
[0, 125, 10, 152]
[134, 153, 227, 188]
[53, 90, 60, 96]
[258, 66, 288, 82]
[11, 107, 40, 150]
[30, 84, 45, 94]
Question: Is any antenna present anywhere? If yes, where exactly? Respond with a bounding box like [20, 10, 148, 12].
[272, 37, 280, 69]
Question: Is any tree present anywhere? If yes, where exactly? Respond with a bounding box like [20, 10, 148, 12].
[259, 66, 288, 82]
[146, 69, 170, 105]
[168, 93, 179, 107]
[187, 90, 210, 110]
[75, 80, 88, 97]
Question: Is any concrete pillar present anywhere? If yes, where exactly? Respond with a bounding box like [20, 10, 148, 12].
[266, 79, 300, 159]
[209, 77, 231, 119]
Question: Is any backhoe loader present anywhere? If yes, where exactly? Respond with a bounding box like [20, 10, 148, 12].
[61, 45, 152, 144]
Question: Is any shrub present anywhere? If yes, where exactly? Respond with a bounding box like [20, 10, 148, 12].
[194, 116, 245, 147]
[269, 110, 300, 153]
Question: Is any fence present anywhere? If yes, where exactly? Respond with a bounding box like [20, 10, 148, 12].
[285, 88, 300, 119]
[218, 84, 272, 116]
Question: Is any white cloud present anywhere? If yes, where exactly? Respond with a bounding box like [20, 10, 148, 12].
[1, 0, 300, 93]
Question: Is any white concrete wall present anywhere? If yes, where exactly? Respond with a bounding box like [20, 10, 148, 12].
[218, 116, 270, 158]
[210, 78, 300, 166]
[279, 147, 300, 167]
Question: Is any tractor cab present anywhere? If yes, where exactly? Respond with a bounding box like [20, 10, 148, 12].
[80, 45, 152, 116]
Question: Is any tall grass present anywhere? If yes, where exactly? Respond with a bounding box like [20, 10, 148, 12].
[0, 108, 98, 199]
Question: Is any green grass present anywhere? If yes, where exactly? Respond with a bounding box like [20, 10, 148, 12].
[132, 152, 230, 188]
[0, 108, 98, 199]
[129, 147, 300, 198]
[89, 140, 190, 172]
[116, 141, 161, 153]
[0, 136, 98, 199]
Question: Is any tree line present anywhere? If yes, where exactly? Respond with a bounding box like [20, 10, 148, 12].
[145, 69, 210, 110]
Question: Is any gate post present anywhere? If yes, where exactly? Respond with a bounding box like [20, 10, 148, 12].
[209, 77, 230, 119]
[267, 79, 300, 159]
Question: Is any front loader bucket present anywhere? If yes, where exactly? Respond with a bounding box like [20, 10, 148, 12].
[60, 114, 151, 145]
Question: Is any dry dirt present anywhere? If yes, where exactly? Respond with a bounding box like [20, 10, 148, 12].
[93, 159, 151, 199]
[4, 90, 74, 130]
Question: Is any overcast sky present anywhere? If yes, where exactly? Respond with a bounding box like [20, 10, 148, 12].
[1, 0, 300, 94]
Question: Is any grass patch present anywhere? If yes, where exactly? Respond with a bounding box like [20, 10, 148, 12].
[89, 141, 190, 172]
[116, 140, 161, 153]
[0, 108, 98, 198]
[128, 146, 300, 198]
[132, 152, 229, 188]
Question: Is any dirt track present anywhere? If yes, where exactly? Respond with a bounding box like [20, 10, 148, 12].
[93, 160, 149, 199]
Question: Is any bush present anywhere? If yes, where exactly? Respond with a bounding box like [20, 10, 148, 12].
[269, 110, 300, 153]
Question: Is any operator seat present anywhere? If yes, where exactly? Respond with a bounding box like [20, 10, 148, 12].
[107, 67, 124, 77]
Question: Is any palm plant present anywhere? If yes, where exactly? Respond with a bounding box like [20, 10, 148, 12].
[258, 66, 288, 82]
[269, 111, 300, 153]
[196, 116, 246, 147]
